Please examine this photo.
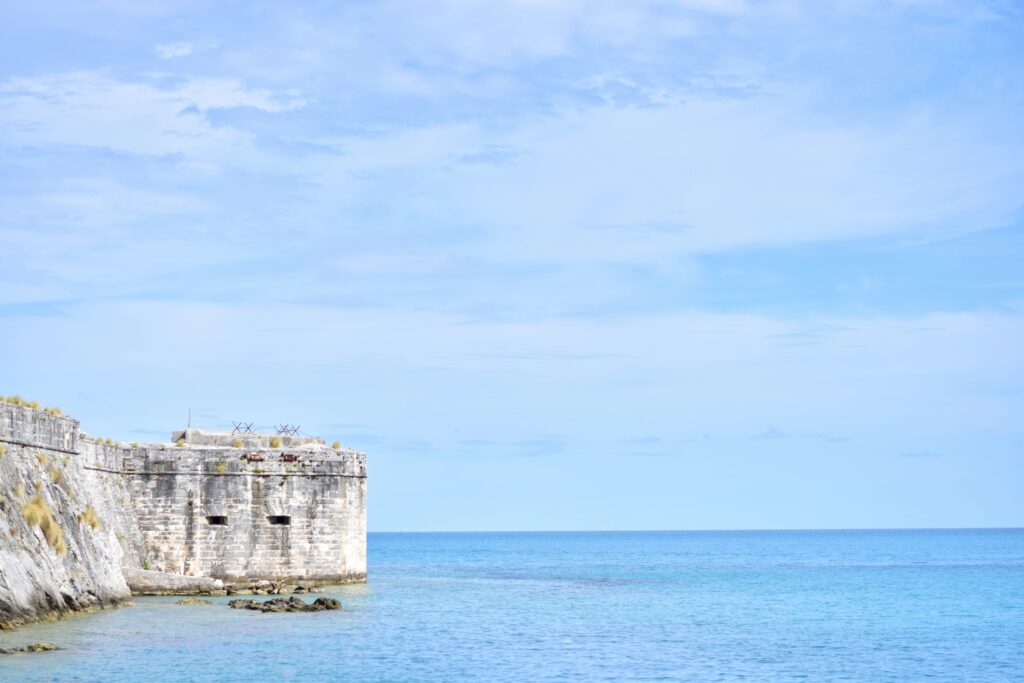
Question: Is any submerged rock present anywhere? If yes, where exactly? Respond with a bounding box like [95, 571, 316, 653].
[175, 598, 212, 605]
[0, 642, 62, 654]
[228, 596, 341, 613]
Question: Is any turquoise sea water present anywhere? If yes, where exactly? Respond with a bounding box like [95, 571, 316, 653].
[1, 530, 1022, 682]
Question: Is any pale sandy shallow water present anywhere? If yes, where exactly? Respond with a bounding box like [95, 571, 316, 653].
[1, 530, 1022, 682]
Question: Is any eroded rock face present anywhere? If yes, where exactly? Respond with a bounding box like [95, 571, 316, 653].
[227, 596, 341, 613]
[0, 405, 134, 629]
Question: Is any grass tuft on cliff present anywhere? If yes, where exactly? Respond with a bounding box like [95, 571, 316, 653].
[22, 495, 67, 555]
[78, 504, 101, 530]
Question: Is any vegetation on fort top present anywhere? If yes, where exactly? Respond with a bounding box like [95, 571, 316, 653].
[1, 394, 63, 415]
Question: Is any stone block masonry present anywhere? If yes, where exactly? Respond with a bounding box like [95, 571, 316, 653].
[0, 401, 367, 628]
[111, 440, 367, 583]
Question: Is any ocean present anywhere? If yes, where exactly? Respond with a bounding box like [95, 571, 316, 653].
[1, 529, 1022, 681]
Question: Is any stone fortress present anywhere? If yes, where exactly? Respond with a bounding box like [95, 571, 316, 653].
[0, 398, 367, 628]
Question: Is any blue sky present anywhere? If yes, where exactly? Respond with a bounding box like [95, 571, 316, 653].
[1, 0, 1022, 530]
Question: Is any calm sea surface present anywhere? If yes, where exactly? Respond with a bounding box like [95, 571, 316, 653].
[1, 530, 1022, 682]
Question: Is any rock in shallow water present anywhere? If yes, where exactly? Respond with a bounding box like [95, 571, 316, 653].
[0, 642, 62, 654]
[228, 597, 341, 613]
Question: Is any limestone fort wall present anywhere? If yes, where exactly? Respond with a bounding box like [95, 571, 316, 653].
[0, 401, 367, 627]
[108, 444, 367, 582]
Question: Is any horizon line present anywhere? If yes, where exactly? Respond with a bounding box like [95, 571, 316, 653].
[368, 526, 1024, 534]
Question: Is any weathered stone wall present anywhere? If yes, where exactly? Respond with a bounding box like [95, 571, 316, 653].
[0, 404, 134, 628]
[117, 445, 367, 583]
[0, 402, 368, 628]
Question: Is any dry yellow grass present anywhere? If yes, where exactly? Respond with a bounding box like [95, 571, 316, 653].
[13, 482, 25, 500]
[78, 504, 101, 530]
[49, 467, 63, 484]
[35, 452, 48, 466]
[270, 436, 282, 448]
[22, 495, 66, 555]
[331, 441, 340, 449]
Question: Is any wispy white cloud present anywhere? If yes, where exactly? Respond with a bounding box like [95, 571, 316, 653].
[155, 42, 193, 59]
[0, 72, 305, 158]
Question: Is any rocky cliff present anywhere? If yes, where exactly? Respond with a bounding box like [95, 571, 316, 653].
[0, 402, 137, 629]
